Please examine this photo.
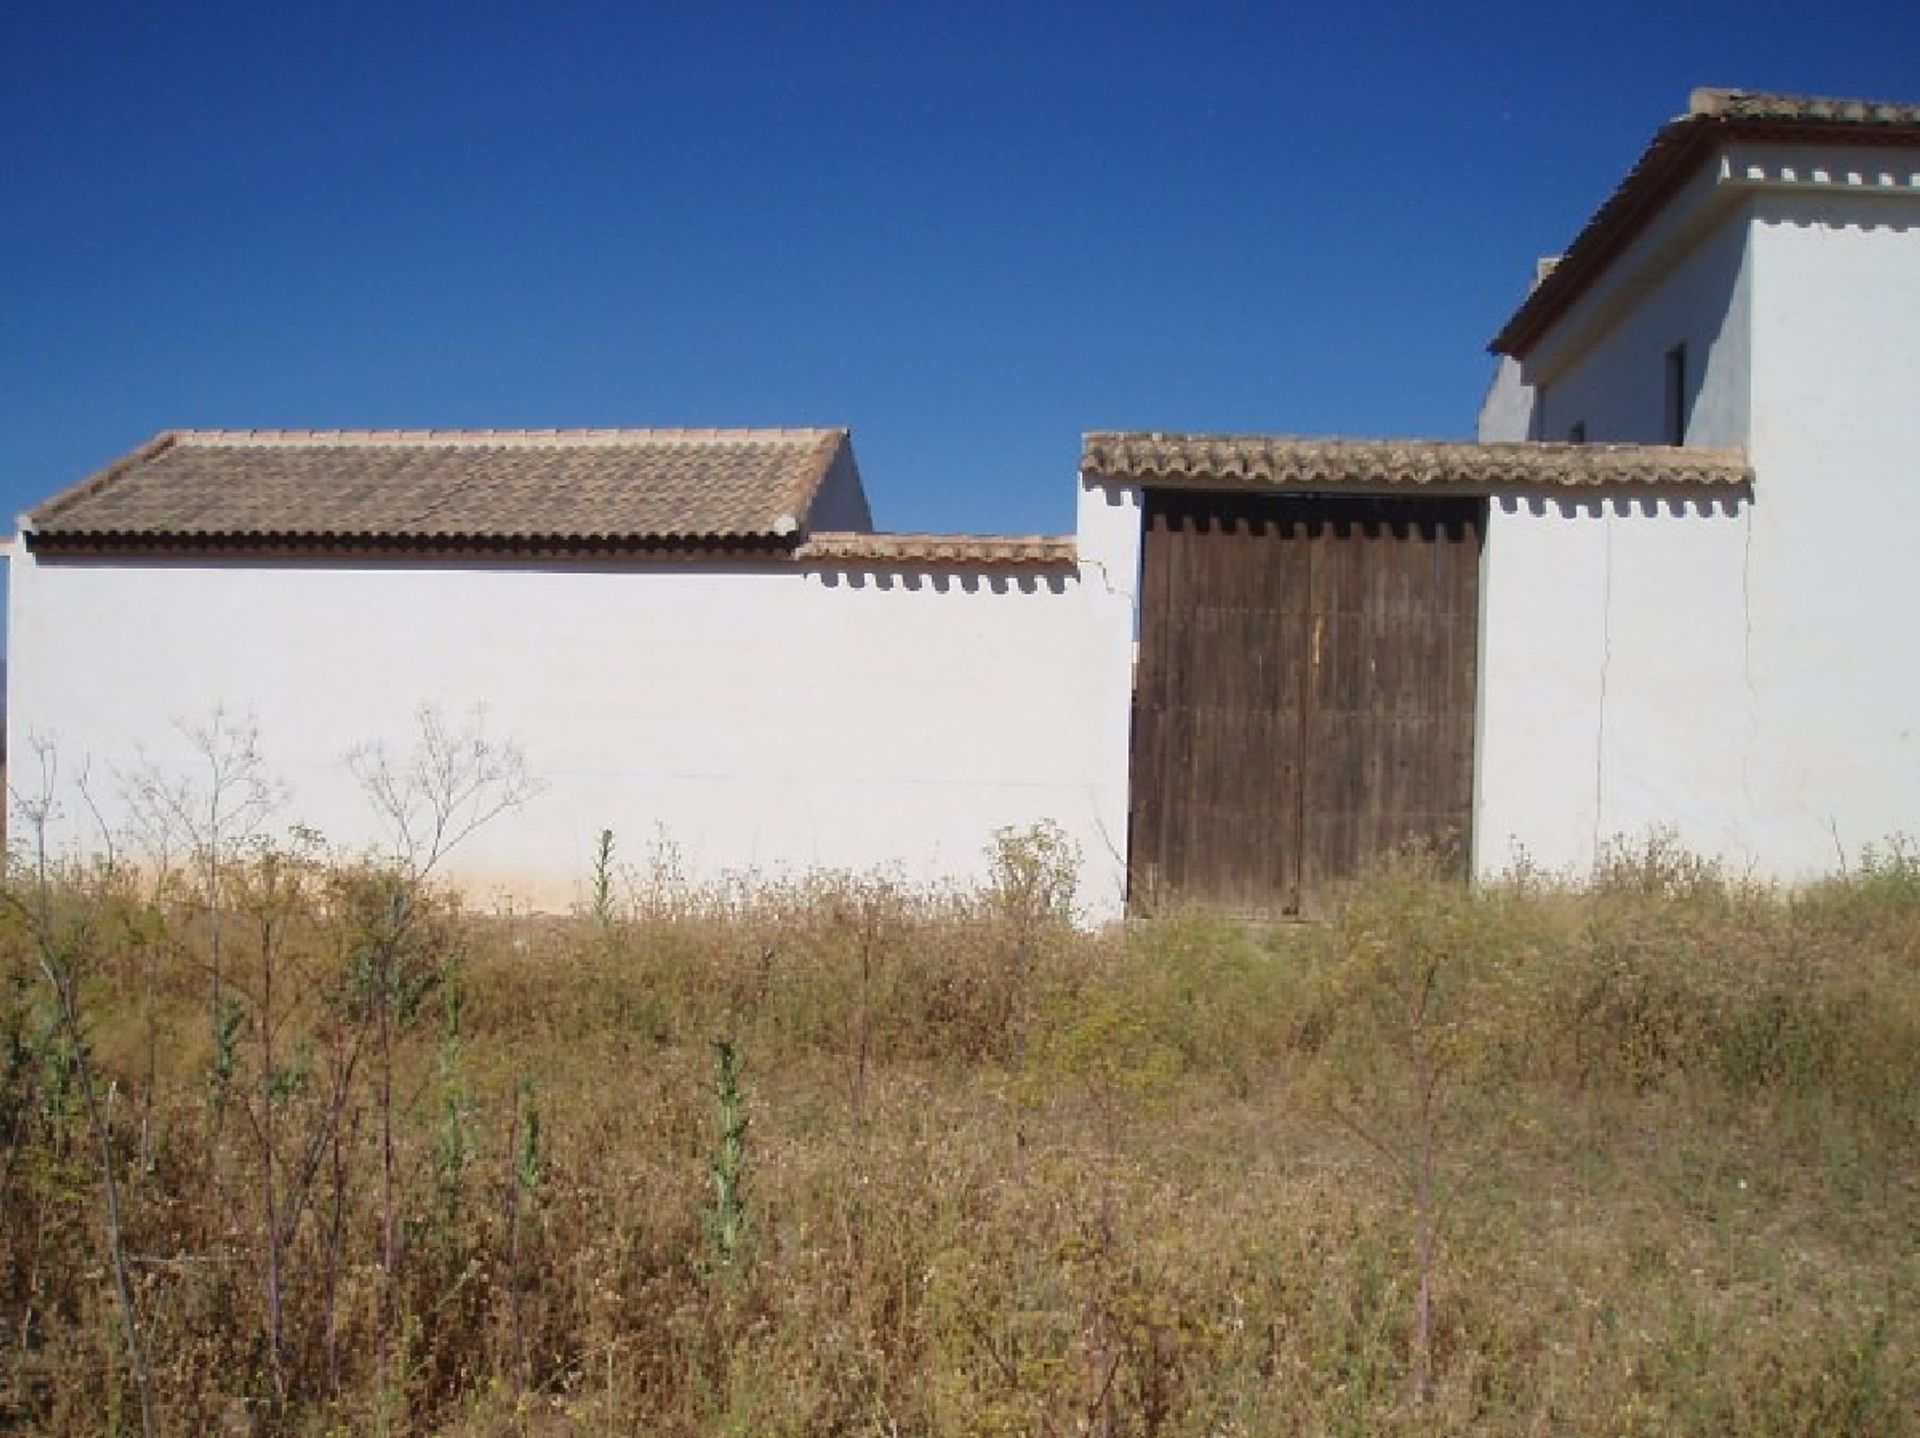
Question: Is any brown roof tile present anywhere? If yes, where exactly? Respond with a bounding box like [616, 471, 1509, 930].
[1685, 88, 1920, 126]
[799, 532, 1076, 567]
[1081, 432, 1753, 489]
[1493, 88, 1920, 357]
[27, 428, 855, 554]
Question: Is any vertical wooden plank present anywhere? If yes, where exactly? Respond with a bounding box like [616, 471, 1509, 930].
[1127, 498, 1171, 904]
[1128, 488, 1312, 913]
[1295, 496, 1483, 904]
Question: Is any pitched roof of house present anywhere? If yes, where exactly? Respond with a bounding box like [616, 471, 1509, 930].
[1492, 88, 1920, 358]
[1081, 432, 1753, 490]
[26, 428, 856, 555]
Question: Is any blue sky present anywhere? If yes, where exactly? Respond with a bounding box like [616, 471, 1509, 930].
[6, 0, 1918, 543]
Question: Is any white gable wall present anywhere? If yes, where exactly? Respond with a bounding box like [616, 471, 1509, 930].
[805, 443, 875, 531]
[9, 522, 1136, 918]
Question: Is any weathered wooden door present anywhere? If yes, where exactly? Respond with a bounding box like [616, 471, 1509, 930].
[1128, 490, 1482, 913]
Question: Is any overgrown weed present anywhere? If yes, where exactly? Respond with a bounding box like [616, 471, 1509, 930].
[1, 833, 1916, 1433]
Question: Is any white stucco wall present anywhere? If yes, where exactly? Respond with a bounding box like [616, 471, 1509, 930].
[1476, 147, 1920, 879]
[8, 505, 1136, 917]
[1475, 488, 1756, 874]
[1738, 180, 1920, 868]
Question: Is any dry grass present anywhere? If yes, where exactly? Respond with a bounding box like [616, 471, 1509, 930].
[1, 835, 1916, 1435]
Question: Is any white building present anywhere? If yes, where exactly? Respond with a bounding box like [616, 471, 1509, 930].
[1474, 88, 1920, 880]
[9, 88, 1918, 915]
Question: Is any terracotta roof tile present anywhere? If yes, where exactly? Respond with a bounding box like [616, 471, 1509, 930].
[1081, 432, 1753, 489]
[28, 428, 854, 554]
[1685, 88, 1920, 126]
[799, 532, 1076, 567]
[1493, 88, 1920, 357]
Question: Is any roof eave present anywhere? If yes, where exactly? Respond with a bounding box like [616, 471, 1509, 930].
[1491, 102, 1920, 359]
[21, 530, 805, 561]
[798, 531, 1078, 568]
[1490, 114, 1715, 358]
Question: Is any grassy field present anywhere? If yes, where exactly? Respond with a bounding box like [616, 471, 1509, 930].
[1, 831, 1916, 1435]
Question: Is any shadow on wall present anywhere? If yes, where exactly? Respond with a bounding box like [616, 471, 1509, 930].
[1500, 489, 1749, 520]
[815, 568, 1071, 596]
[1774, 199, 1914, 236]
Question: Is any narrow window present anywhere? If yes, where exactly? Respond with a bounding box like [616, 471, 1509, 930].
[1568, 421, 1587, 444]
[1664, 343, 1688, 444]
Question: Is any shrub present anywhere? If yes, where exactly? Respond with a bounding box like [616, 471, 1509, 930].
[0, 838, 1915, 1434]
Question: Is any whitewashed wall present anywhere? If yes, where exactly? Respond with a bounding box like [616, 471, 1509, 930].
[1477, 149, 1920, 878]
[8, 492, 1137, 918]
[1475, 488, 1756, 875]
[1740, 179, 1920, 870]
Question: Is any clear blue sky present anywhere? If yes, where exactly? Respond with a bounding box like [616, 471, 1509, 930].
[6, 0, 1918, 543]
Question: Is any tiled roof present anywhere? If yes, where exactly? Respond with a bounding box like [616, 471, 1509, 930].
[1493, 88, 1920, 357]
[1081, 432, 1753, 489]
[799, 532, 1076, 567]
[27, 428, 853, 554]
[1684, 89, 1920, 126]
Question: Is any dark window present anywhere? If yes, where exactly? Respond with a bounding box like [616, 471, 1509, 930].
[1568, 421, 1587, 444]
[1664, 343, 1688, 444]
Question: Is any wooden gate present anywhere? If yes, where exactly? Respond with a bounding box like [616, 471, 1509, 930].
[1128, 490, 1483, 913]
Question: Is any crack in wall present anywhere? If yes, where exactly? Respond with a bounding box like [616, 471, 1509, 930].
[1592, 510, 1613, 858]
[1740, 498, 1759, 804]
[1077, 554, 1136, 605]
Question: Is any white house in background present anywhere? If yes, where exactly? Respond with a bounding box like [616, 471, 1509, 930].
[1473, 88, 1920, 878]
[8, 88, 1919, 916]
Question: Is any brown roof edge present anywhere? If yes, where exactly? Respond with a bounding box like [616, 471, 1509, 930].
[1685, 87, 1920, 124]
[798, 531, 1077, 568]
[28, 431, 184, 528]
[32, 528, 1078, 569]
[21, 529, 802, 561]
[1491, 88, 1920, 359]
[1080, 432, 1753, 490]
